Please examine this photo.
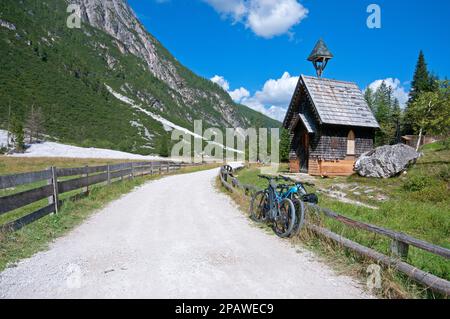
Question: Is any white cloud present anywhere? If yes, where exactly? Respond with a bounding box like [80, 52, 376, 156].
[367, 78, 409, 108]
[239, 95, 288, 122]
[204, 0, 308, 38]
[211, 75, 250, 103]
[247, 0, 308, 38]
[265, 105, 290, 122]
[229, 87, 250, 101]
[211, 72, 299, 122]
[210, 75, 230, 91]
[253, 71, 299, 106]
[204, 0, 247, 20]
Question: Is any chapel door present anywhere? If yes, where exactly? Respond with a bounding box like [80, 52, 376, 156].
[347, 130, 355, 156]
[299, 131, 309, 173]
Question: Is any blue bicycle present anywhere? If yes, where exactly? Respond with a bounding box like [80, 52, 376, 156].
[250, 175, 296, 238]
[277, 176, 318, 234]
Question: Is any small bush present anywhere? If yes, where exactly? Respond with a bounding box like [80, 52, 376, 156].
[410, 183, 448, 203]
[442, 138, 450, 151]
[437, 166, 450, 182]
[403, 174, 433, 192]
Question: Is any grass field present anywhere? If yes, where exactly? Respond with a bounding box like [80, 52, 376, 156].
[231, 140, 450, 298]
[0, 158, 219, 271]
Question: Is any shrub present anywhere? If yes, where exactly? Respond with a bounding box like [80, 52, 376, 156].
[442, 138, 450, 151]
[410, 183, 448, 203]
[403, 174, 433, 192]
[437, 166, 450, 182]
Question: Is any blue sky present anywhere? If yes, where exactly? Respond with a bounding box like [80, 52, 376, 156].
[128, 0, 450, 120]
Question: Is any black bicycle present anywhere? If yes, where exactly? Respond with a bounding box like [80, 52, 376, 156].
[250, 175, 296, 238]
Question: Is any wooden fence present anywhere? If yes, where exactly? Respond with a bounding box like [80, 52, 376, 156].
[219, 166, 450, 296]
[0, 161, 195, 232]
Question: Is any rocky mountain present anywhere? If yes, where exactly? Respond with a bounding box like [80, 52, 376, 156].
[74, 0, 182, 91]
[0, 0, 279, 155]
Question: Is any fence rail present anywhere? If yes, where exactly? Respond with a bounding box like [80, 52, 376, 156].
[218, 166, 450, 296]
[0, 161, 197, 232]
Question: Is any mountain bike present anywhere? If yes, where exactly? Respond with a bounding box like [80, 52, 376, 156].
[277, 176, 318, 234]
[250, 175, 296, 238]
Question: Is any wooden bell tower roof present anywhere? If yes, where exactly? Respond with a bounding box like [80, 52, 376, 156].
[307, 39, 334, 62]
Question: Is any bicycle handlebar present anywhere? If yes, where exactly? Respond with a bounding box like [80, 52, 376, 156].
[258, 174, 315, 187]
[280, 175, 315, 187]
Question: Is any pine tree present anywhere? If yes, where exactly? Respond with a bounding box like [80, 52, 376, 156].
[159, 132, 170, 157]
[374, 81, 392, 124]
[404, 51, 438, 134]
[279, 128, 290, 162]
[391, 98, 402, 144]
[373, 81, 397, 146]
[409, 50, 431, 102]
[6, 102, 12, 148]
[25, 105, 45, 144]
[364, 87, 376, 113]
[11, 115, 25, 152]
[428, 73, 440, 92]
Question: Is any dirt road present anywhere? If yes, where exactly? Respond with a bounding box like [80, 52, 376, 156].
[0, 168, 372, 298]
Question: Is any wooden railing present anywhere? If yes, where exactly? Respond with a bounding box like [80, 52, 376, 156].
[218, 166, 450, 296]
[0, 161, 196, 232]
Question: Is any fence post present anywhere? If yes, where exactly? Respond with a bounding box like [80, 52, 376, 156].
[131, 162, 135, 179]
[84, 165, 89, 194]
[167, 162, 170, 173]
[150, 162, 153, 175]
[47, 167, 53, 207]
[107, 164, 111, 185]
[391, 240, 409, 260]
[159, 163, 162, 175]
[48, 166, 59, 214]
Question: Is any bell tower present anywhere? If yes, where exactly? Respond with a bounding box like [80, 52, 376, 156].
[307, 39, 333, 78]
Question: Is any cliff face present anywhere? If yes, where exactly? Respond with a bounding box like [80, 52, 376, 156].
[71, 0, 182, 90]
[72, 0, 244, 127]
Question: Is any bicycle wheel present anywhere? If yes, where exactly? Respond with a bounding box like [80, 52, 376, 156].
[272, 198, 296, 238]
[291, 197, 305, 235]
[250, 191, 268, 222]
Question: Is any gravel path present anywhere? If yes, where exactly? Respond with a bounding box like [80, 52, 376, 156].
[0, 168, 372, 299]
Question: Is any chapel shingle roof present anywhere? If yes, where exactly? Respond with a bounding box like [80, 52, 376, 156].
[283, 75, 379, 129]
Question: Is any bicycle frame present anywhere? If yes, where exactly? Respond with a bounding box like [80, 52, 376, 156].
[266, 182, 284, 220]
[279, 183, 307, 200]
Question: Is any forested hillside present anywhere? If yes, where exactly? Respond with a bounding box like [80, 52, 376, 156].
[0, 0, 279, 155]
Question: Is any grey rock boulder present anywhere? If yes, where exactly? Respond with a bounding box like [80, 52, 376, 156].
[355, 144, 421, 178]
